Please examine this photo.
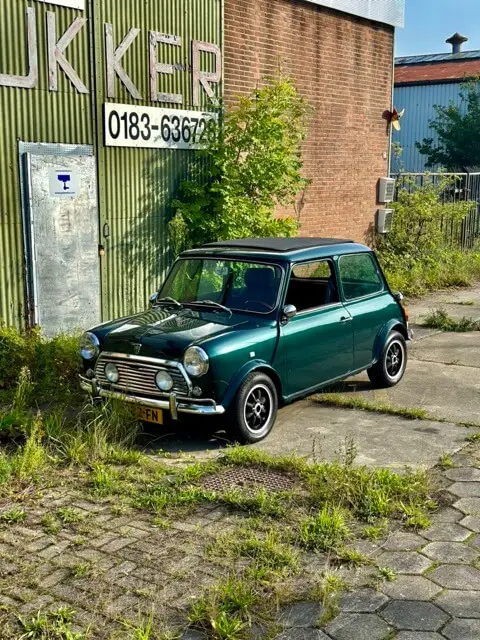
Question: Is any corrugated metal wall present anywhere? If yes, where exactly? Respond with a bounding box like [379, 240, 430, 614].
[92, 0, 222, 321]
[0, 0, 222, 329]
[391, 82, 471, 173]
[0, 0, 93, 328]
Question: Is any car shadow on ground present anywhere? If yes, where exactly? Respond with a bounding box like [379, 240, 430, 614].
[137, 379, 372, 457]
[138, 415, 234, 456]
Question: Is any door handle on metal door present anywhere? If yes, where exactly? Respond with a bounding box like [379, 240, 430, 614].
[340, 315, 352, 323]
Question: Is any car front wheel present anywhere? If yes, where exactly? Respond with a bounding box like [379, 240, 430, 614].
[227, 372, 278, 444]
[367, 331, 407, 388]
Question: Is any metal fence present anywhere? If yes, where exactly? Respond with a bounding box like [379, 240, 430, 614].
[395, 172, 480, 250]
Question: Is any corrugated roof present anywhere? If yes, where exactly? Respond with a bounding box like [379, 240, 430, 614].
[395, 59, 480, 84]
[395, 50, 480, 65]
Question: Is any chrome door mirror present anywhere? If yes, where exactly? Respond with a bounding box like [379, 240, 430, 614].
[393, 291, 404, 302]
[282, 304, 297, 322]
[149, 292, 158, 307]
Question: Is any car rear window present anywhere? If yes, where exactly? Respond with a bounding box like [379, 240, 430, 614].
[338, 253, 383, 300]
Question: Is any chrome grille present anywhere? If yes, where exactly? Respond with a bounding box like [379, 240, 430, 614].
[95, 353, 189, 397]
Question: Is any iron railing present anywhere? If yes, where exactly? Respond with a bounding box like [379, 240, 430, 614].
[395, 172, 480, 250]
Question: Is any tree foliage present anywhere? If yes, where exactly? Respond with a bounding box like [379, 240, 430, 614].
[375, 176, 479, 295]
[169, 77, 311, 252]
[416, 79, 480, 169]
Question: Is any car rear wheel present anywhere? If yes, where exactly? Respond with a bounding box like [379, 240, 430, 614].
[227, 372, 278, 444]
[368, 331, 407, 388]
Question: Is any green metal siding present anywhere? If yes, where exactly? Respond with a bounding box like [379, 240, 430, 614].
[0, 0, 93, 328]
[93, 0, 223, 321]
[0, 0, 222, 329]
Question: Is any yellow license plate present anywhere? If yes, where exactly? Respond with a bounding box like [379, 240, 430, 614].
[136, 406, 163, 425]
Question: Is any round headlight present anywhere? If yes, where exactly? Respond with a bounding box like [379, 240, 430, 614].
[105, 363, 119, 383]
[80, 332, 100, 360]
[155, 370, 173, 391]
[183, 346, 209, 377]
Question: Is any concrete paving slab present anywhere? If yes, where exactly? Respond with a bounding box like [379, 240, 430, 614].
[255, 403, 466, 469]
[408, 283, 480, 325]
[331, 357, 480, 425]
[410, 331, 480, 368]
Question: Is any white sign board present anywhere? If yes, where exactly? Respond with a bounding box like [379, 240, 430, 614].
[49, 168, 80, 197]
[104, 103, 216, 150]
[35, 0, 85, 10]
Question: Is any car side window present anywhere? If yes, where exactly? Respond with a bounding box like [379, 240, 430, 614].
[339, 253, 383, 301]
[285, 260, 339, 312]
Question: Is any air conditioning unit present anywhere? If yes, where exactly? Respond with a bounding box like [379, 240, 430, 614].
[378, 177, 396, 203]
[376, 208, 394, 234]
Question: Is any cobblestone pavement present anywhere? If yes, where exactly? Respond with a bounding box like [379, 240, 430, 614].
[0, 442, 478, 638]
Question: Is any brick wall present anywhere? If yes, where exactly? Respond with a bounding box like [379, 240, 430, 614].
[223, 0, 394, 242]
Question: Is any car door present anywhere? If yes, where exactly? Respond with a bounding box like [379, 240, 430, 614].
[337, 252, 396, 370]
[277, 259, 354, 397]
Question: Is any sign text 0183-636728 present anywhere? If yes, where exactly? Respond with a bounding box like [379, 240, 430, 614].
[104, 103, 216, 150]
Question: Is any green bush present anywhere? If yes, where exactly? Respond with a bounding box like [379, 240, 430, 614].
[0, 327, 80, 402]
[376, 176, 480, 296]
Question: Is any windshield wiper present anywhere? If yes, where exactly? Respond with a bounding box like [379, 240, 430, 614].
[154, 297, 183, 308]
[189, 300, 232, 317]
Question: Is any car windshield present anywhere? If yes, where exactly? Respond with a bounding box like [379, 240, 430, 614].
[159, 259, 282, 314]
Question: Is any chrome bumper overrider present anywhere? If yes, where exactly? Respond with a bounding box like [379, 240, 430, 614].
[79, 375, 225, 418]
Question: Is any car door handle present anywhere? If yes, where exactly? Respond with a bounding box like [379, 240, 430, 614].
[340, 315, 353, 323]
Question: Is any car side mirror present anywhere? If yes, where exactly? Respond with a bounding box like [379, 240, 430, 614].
[282, 304, 297, 322]
[149, 292, 158, 307]
[393, 291, 404, 302]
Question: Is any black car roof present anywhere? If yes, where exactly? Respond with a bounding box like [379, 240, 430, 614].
[201, 237, 354, 252]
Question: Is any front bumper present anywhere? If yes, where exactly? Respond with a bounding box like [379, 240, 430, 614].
[79, 375, 225, 419]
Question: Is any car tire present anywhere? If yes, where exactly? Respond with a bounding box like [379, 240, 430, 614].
[226, 372, 278, 444]
[367, 330, 407, 388]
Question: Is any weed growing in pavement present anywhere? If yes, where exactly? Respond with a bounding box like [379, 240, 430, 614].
[467, 432, 480, 442]
[362, 520, 389, 540]
[314, 394, 429, 420]
[299, 505, 350, 551]
[18, 606, 87, 640]
[120, 613, 157, 640]
[120, 612, 181, 640]
[90, 463, 120, 496]
[335, 547, 374, 567]
[400, 503, 432, 530]
[41, 513, 61, 535]
[0, 507, 26, 524]
[312, 571, 349, 626]
[188, 576, 258, 639]
[56, 507, 84, 524]
[377, 566, 397, 582]
[71, 562, 93, 579]
[439, 453, 456, 469]
[423, 308, 480, 332]
[212, 527, 299, 581]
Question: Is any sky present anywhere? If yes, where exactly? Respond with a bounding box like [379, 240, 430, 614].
[395, 0, 480, 57]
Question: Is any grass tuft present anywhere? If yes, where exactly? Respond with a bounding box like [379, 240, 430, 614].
[18, 606, 87, 639]
[189, 577, 258, 639]
[423, 308, 480, 332]
[0, 507, 26, 525]
[314, 394, 429, 421]
[299, 505, 350, 551]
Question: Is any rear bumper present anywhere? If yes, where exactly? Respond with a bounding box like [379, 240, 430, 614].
[79, 375, 225, 418]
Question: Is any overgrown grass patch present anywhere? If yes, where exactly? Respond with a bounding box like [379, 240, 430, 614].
[423, 308, 480, 332]
[314, 393, 429, 421]
[0, 327, 81, 404]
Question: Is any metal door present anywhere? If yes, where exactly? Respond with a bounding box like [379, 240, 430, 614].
[279, 305, 354, 397]
[20, 143, 100, 336]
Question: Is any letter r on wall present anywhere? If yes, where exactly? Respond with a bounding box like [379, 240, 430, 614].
[192, 41, 221, 107]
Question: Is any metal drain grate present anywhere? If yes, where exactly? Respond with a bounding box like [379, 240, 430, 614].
[202, 466, 296, 493]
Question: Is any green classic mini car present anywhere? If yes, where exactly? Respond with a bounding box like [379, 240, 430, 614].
[79, 238, 411, 443]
